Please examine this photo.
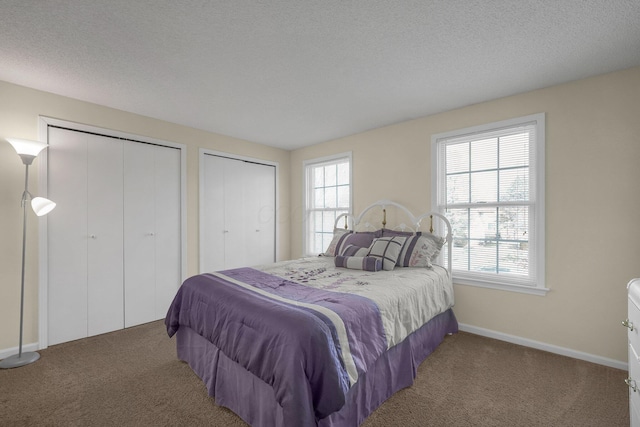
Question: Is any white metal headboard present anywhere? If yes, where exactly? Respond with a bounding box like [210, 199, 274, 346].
[334, 199, 452, 274]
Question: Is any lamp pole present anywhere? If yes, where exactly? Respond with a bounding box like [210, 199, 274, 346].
[18, 163, 32, 359]
[0, 162, 41, 369]
[0, 138, 55, 369]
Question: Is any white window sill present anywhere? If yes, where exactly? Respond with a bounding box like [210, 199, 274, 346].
[453, 275, 550, 296]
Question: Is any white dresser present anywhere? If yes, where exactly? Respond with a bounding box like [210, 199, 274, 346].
[626, 278, 640, 426]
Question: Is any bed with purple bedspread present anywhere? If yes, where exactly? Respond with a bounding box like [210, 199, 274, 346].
[165, 257, 457, 427]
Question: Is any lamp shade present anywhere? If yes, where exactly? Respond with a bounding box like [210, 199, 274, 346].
[31, 197, 56, 216]
[6, 138, 49, 165]
[6, 138, 48, 157]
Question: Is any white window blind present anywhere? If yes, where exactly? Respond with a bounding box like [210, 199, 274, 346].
[304, 153, 352, 255]
[432, 114, 546, 294]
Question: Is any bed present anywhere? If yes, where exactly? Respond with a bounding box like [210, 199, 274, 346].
[165, 200, 458, 427]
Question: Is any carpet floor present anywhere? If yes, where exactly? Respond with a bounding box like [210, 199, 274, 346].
[0, 320, 629, 426]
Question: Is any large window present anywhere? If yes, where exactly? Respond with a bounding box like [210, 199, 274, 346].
[431, 114, 546, 295]
[304, 153, 352, 255]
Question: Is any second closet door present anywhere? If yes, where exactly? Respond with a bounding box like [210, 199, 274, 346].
[243, 161, 276, 267]
[201, 155, 275, 273]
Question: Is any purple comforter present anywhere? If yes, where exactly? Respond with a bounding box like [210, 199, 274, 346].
[165, 267, 387, 426]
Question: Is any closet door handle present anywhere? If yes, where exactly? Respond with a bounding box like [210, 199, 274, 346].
[623, 319, 634, 331]
[146, 232, 155, 237]
[223, 230, 229, 233]
[89, 234, 97, 239]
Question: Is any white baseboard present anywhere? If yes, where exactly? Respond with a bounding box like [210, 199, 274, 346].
[458, 323, 628, 371]
[0, 342, 39, 360]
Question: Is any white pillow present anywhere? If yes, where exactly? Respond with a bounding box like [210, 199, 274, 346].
[323, 229, 350, 256]
[397, 233, 446, 268]
[366, 236, 406, 271]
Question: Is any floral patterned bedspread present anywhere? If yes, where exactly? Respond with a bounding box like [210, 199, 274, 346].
[255, 257, 454, 349]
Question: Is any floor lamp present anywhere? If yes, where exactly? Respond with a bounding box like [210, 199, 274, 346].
[0, 138, 56, 369]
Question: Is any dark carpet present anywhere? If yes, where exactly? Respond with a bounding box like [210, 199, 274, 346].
[0, 321, 628, 426]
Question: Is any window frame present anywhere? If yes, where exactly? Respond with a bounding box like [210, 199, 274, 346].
[303, 152, 353, 256]
[431, 114, 548, 296]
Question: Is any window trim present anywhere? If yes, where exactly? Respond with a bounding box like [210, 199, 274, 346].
[302, 152, 352, 256]
[431, 114, 548, 296]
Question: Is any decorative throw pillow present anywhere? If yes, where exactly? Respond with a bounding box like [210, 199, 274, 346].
[335, 255, 382, 272]
[323, 229, 351, 256]
[323, 229, 382, 257]
[340, 244, 370, 257]
[397, 233, 446, 268]
[366, 236, 406, 271]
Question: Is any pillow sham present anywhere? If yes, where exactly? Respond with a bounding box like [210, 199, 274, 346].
[335, 255, 382, 272]
[323, 229, 382, 256]
[381, 229, 415, 238]
[397, 233, 445, 268]
[323, 229, 350, 256]
[366, 236, 406, 271]
[340, 244, 370, 257]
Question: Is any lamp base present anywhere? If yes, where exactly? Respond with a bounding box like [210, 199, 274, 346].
[0, 351, 40, 369]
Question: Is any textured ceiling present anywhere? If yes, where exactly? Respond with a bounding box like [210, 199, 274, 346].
[1, 1, 639, 150]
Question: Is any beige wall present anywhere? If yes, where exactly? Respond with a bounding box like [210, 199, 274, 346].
[0, 81, 291, 351]
[3, 66, 639, 363]
[291, 66, 640, 363]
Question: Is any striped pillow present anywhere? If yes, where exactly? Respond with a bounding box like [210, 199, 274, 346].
[366, 236, 406, 271]
[323, 229, 381, 256]
[323, 229, 350, 256]
[335, 255, 382, 272]
[340, 244, 370, 257]
[397, 233, 445, 268]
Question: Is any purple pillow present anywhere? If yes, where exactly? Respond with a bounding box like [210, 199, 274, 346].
[381, 229, 417, 238]
[341, 244, 370, 257]
[325, 229, 382, 256]
[335, 255, 382, 272]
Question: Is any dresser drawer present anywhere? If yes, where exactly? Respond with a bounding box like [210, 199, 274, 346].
[630, 342, 640, 412]
[627, 280, 640, 349]
[633, 397, 640, 427]
[628, 298, 640, 351]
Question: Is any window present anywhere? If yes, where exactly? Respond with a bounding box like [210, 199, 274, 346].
[304, 153, 352, 255]
[431, 114, 547, 295]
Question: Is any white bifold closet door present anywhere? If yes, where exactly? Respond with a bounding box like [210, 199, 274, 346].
[201, 154, 275, 273]
[47, 127, 181, 346]
[123, 142, 181, 328]
[48, 128, 124, 344]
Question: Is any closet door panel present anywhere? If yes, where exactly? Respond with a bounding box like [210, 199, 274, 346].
[123, 142, 156, 327]
[201, 155, 226, 273]
[259, 165, 276, 263]
[87, 136, 124, 337]
[48, 128, 89, 345]
[223, 159, 248, 269]
[245, 162, 276, 266]
[154, 145, 181, 319]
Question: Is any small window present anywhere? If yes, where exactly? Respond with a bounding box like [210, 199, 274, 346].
[431, 114, 547, 295]
[303, 153, 352, 255]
